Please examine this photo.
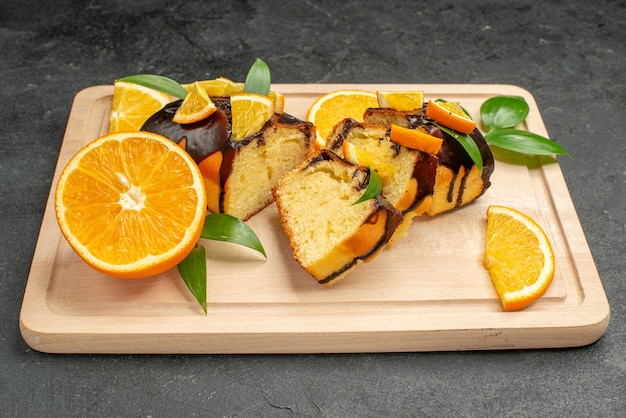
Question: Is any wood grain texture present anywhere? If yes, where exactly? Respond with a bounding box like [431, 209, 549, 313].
[19, 84, 610, 353]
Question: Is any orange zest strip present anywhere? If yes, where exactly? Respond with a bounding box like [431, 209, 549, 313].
[390, 124, 443, 154]
[425, 100, 477, 134]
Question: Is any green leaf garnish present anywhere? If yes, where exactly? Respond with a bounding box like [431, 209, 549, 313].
[480, 95, 529, 130]
[479, 95, 571, 159]
[201, 213, 267, 258]
[177, 213, 266, 313]
[353, 167, 383, 205]
[117, 74, 188, 99]
[177, 244, 207, 314]
[244, 58, 271, 96]
[485, 128, 572, 157]
[433, 122, 484, 173]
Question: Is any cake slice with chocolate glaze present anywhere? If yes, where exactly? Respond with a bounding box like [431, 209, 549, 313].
[142, 98, 315, 221]
[363, 106, 495, 216]
[327, 108, 494, 214]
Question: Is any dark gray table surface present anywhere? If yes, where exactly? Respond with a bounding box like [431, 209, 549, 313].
[2, 0, 624, 416]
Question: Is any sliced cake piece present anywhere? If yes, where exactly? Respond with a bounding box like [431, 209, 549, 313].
[325, 118, 431, 215]
[363, 106, 495, 216]
[273, 150, 403, 286]
[142, 99, 315, 221]
[325, 118, 438, 241]
[220, 113, 315, 220]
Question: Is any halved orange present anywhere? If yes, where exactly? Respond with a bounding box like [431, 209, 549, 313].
[55, 131, 207, 279]
[109, 81, 172, 132]
[377, 91, 424, 111]
[390, 124, 443, 154]
[306, 90, 379, 150]
[426, 99, 477, 134]
[230, 93, 275, 141]
[173, 81, 217, 124]
[484, 205, 555, 311]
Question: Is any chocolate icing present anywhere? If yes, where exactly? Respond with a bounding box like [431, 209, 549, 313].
[402, 108, 495, 191]
[141, 98, 231, 163]
[362, 106, 495, 206]
[143, 98, 316, 216]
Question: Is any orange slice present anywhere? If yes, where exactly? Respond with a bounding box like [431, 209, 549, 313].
[376, 91, 424, 111]
[230, 93, 275, 141]
[184, 78, 284, 114]
[173, 81, 217, 124]
[184, 77, 241, 97]
[54, 131, 207, 279]
[306, 90, 379, 150]
[269, 90, 285, 114]
[109, 81, 172, 133]
[484, 205, 555, 311]
[426, 99, 477, 134]
[342, 140, 395, 179]
[390, 124, 443, 154]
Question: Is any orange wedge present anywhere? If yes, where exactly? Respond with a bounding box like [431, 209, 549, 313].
[184, 77, 241, 97]
[184, 78, 284, 114]
[426, 99, 477, 134]
[307, 90, 379, 150]
[390, 124, 443, 154]
[269, 90, 285, 114]
[484, 205, 555, 311]
[54, 131, 207, 279]
[342, 140, 395, 179]
[173, 81, 217, 124]
[376, 91, 424, 111]
[230, 93, 275, 141]
[109, 81, 172, 132]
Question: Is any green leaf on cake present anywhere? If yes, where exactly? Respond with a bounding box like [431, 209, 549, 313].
[434, 122, 484, 173]
[117, 74, 188, 99]
[244, 58, 271, 96]
[353, 168, 383, 205]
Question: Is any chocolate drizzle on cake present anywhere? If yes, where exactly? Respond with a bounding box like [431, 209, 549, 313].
[363, 106, 495, 211]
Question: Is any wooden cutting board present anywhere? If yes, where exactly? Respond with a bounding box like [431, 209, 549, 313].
[19, 84, 610, 354]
